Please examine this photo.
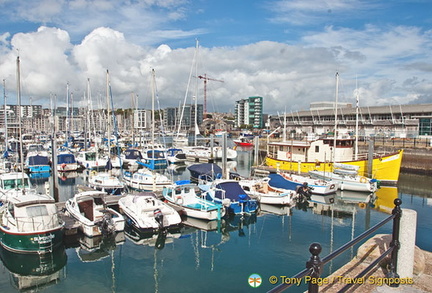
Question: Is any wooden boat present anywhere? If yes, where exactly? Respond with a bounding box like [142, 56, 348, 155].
[65, 190, 125, 237]
[118, 192, 181, 233]
[265, 137, 403, 184]
[0, 173, 64, 253]
[162, 180, 225, 220]
[267, 172, 339, 195]
[237, 177, 296, 205]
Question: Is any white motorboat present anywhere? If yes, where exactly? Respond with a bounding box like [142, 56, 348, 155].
[123, 168, 172, 191]
[65, 190, 125, 237]
[118, 192, 181, 233]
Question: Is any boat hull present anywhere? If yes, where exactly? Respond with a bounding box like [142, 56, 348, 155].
[265, 150, 403, 184]
[0, 228, 63, 254]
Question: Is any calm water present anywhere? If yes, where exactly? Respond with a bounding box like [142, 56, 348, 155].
[0, 148, 431, 293]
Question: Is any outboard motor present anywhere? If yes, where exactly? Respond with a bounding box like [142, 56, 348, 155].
[296, 182, 312, 202]
[154, 208, 164, 230]
[100, 212, 115, 235]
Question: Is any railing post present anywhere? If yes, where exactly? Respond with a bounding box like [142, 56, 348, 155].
[386, 198, 402, 286]
[306, 243, 322, 293]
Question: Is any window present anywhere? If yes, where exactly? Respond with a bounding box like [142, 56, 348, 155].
[315, 146, 319, 153]
[26, 205, 49, 217]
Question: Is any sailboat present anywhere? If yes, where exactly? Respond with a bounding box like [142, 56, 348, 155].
[265, 73, 403, 184]
[0, 57, 64, 254]
[137, 69, 168, 170]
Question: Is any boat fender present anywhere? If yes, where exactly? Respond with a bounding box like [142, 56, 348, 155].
[175, 195, 184, 205]
[222, 198, 231, 207]
[360, 176, 367, 183]
[286, 152, 291, 159]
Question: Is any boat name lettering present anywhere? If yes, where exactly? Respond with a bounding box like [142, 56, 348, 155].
[31, 234, 55, 243]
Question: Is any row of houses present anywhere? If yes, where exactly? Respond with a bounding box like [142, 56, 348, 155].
[2, 99, 432, 139]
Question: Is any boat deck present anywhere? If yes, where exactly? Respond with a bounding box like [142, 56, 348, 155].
[56, 194, 125, 236]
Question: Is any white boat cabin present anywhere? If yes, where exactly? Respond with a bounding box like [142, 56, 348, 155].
[268, 137, 356, 163]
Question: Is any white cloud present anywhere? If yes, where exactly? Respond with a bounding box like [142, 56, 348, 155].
[0, 22, 431, 114]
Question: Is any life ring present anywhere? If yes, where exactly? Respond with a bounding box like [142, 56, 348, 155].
[175, 195, 184, 205]
[286, 152, 292, 159]
[358, 202, 366, 209]
[91, 170, 98, 176]
[329, 184, 335, 190]
[360, 176, 367, 183]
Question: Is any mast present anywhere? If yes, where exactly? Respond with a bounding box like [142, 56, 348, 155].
[106, 70, 112, 170]
[16, 57, 25, 178]
[3, 79, 7, 156]
[332, 72, 339, 163]
[150, 69, 156, 147]
[355, 79, 359, 160]
[66, 82, 70, 147]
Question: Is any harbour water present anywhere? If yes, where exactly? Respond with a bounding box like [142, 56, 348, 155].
[0, 148, 431, 293]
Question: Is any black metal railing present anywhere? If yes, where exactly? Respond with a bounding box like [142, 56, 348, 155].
[268, 198, 402, 293]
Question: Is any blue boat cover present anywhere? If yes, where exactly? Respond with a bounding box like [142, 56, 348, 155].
[28, 155, 50, 165]
[57, 153, 76, 164]
[268, 173, 300, 191]
[187, 163, 222, 180]
[214, 181, 250, 201]
[124, 149, 143, 160]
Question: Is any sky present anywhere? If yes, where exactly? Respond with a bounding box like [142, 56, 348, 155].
[0, 0, 431, 115]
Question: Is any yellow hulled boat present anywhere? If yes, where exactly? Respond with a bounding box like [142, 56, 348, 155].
[265, 137, 403, 184]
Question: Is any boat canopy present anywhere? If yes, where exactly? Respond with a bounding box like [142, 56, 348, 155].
[28, 155, 50, 166]
[124, 149, 143, 160]
[188, 163, 222, 180]
[214, 181, 250, 201]
[58, 153, 76, 164]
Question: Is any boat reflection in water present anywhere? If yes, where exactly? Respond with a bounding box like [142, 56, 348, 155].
[76, 232, 125, 263]
[124, 221, 181, 250]
[0, 245, 67, 291]
[370, 186, 399, 214]
[260, 203, 293, 216]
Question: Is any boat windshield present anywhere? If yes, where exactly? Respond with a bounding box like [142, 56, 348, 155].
[85, 152, 96, 161]
[26, 205, 49, 217]
[2, 178, 30, 190]
[58, 154, 76, 164]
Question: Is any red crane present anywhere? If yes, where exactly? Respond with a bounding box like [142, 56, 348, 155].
[197, 74, 224, 115]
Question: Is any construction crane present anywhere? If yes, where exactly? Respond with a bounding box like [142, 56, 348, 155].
[197, 74, 224, 115]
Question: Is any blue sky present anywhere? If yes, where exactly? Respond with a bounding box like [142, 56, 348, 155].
[0, 0, 431, 114]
